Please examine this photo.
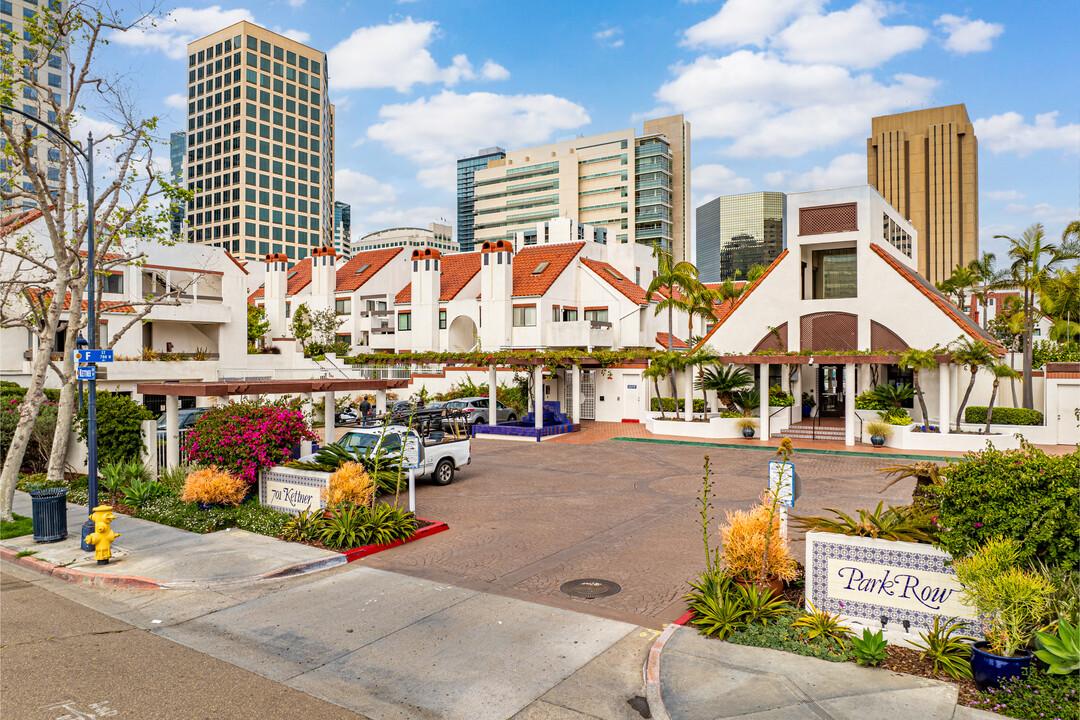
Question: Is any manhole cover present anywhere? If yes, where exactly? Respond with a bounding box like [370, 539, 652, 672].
[560, 578, 621, 599]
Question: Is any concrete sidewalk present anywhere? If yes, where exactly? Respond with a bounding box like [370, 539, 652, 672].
[2, 490, 343, 588]
[648, 624, 997, 720]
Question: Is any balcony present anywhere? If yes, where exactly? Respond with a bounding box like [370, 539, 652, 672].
[547, 320, 614, 349]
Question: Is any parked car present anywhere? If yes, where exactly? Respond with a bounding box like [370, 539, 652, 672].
[442, 397, 517, 427]
[296, 425, 471, 486]
[156, 408, 207, 431]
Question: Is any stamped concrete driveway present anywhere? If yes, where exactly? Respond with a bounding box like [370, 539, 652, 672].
[363, 438, 918, 628]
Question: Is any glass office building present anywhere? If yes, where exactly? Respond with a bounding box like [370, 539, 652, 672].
[456, 146, 505, 252]
[169, 132, 187, 239]
[695, 191, 785, 282]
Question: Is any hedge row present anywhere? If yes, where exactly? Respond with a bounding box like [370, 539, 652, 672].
[650, 397, 707, 413]
[963, 406, 1043, 426]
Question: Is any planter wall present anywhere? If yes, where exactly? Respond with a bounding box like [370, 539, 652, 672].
[884, 424, 1024, 452]
[804, 532, 979, 637]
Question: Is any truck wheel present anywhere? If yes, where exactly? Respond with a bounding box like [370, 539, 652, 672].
[432, 458, 455, 486]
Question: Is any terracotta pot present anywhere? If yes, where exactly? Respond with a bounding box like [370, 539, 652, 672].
[733, 575, 783, 599]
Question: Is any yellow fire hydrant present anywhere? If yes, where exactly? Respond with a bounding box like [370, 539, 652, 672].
[85, 505, 120, 565]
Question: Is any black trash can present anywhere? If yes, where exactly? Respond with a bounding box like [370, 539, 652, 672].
[30, 487, 68, 543]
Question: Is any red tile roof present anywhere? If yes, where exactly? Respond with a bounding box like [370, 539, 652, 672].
[336, 248, 404, 292]
[26, 288, 134, 313]
[512, 242, 584, 297]
[656, 332, 688, 349]
[581, 258, 649, 305]
[0, 209, 43, 236]
[869, 244, 1005, 353]
[247, 257, 313, 303]
[394, 252, 483, 305]
[692, 250, 790, 351]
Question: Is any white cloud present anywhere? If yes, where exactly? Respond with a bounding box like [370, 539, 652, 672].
[286, 0, 306, 7]
[163, 93, 187, 110]
[1003, 202, 1077, 224]
[780, 153, 867, 191]
[354, 205, 454, 240]
[774, 1, 928, 69]
[656, 50, 936, 157]
[110, 6, 255, 59]
[368, 90, 590, 190]
[984, 190, 1025, 202]
[334, 169, 398, 207]
[327, 18, 508, 92]
[692, 163, 753, 206]
[276, 28, 310, 44]
[935, 14, 1004, 54]
[682, 0, 824, 48]
[975, 111, 1080, 156]
[594, 27, 624, 48]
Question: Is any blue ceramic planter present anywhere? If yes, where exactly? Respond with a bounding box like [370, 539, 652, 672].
[970, 641, 1032, 691]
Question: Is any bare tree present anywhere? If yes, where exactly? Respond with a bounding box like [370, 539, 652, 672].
[0, 2, 190, 521]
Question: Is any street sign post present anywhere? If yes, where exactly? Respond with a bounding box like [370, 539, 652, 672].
[769, 460, 802, 538]
[77, 366, 96, 381]
[73, 348, 113, 363]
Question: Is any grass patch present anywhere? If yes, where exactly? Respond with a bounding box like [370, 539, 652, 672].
[1, 513, 34, 539]
[134, 495, 292, 536]
[15, 550, 37, 558]
[725, 615, 855, 662]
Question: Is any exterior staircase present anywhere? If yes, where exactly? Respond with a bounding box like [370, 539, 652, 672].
[772, 425, 846, 441]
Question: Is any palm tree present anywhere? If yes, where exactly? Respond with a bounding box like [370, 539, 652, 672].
[646, 246, 699, 352]
[687, 345, 719, 414]
[644, 356, 671, 419]
[645, 352, 688, 418]
[984, 363, 1022, 433]
[897, 347, 939, 428]
[936, 264, 978, 310]
[697, 365, 753, 413]
[967, 253, 1006, 330]
[683, 282, 720, 344]
[996, 223, 1080, 408]
[1039, 265, 1080, 343]
[949, 338, 996, 431]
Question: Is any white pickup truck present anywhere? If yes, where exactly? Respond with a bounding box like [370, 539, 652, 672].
[298, 424, 471, 486]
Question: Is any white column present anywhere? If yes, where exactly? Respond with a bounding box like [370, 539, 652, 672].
[572, 365, 581, 424]
[324, 390, 336, 444]
[938, 363, 951, 433]
[165, 394, 180, 469]
[301, 392, 314, 453]
[534, 365, 543, 429]
[684, 366, 694, 422]
[844, 364, 856, 446]
[375, 388, 386, 417]
[142, 418, 158, 479]
[488, 365, 498, 427]
[758, 363, 769, 439]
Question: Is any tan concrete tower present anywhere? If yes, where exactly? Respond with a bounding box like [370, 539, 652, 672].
[867, 104, 978, 284]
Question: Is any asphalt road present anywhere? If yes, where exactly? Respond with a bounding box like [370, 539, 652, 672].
[0, 569, 370, 720]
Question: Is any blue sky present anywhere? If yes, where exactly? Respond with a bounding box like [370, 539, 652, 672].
[97, 0, 1079, 264]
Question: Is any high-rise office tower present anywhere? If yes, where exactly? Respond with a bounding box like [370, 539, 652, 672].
[470, 115, 692, 261]
[456, 146, 505, 252]
[333, 200, 350, 257]
[169, 131, 187, 238]
[867, 104, 978, 284]
[1, 0, 69, 209]
[184, 22, 334, 261]
[696, 192, 786, 282]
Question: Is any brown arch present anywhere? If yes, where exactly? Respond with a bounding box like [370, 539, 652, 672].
[870, 320, 909, 352]
[752, 322, 788, 352]
[799, 312, 858, 351]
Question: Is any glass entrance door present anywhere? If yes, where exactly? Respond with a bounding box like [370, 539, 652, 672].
[817, 365, 845, 417]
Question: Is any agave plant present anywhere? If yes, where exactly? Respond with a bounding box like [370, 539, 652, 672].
[791, 601, 851, 644]
[735, 581, 791, 626]
[791, 502, 937, 544]
[911, 616, 976, 679]
[1034, 616, 1080, 675]
[851, 628, 888, 666]
[684, 571, 748, 640]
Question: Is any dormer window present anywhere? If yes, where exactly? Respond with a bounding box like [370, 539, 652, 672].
[603, 267, 622, 281]
[532, 261, 549, 275]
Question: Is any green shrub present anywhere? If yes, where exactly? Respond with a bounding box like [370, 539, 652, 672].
[964, 406, 1043, 426]
[76, 392, 154, 467]
[768, 384, 794, 406]
[854, 390, 886, 410]
[1, 397, 58, 473]
[882, 407, 913, 425]
[134, 494, 292, 536]
[1032, 340, 1080, 369]
[650, 397, 707, 413]
[726, 614, 854, 662]
[935, 443, 1079, 568]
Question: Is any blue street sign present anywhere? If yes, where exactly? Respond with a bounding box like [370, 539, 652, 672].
[77, 366, 96, 381]
[73, 348, 113, 363]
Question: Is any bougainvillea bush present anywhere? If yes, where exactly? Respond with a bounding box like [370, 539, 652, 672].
[184, 399, 316, 483]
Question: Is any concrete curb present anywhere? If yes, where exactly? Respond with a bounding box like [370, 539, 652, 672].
[643, 621, 681, 720]
[0, 546, 165, 589]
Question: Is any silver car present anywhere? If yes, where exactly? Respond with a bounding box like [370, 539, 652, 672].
[443, 397, 517, 427]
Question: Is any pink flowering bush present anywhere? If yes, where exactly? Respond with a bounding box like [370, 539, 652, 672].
[183, 399, 317, 483]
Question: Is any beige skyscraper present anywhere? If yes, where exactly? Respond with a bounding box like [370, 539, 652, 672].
[184, 22, 334, 262]
[867, 104, 978, 284]
[471, 115, 691, 262]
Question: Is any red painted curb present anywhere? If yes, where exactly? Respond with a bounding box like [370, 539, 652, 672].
[673, 610, 694, 626]
[1, 546, 164, 589]
[343, 518, 448, 562]
[620, 419, 641, 423]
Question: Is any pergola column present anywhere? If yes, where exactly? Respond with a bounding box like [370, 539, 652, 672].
[534, 365, 543, 429]
[938, 363, 951, 433]
[844, 363, 856, 446]
[165, 394, 180, 469]
[324, 390, 336, 444]
[758, 363, 769, 439]
[792, 366, 802, 419]
[301, 392, 314, 453]
[375, 388, 386, 417]
[571, 365, 581, 424]
[488, 365, 497, 427]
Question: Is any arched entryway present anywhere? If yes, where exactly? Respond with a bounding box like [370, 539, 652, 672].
[447, 315, 477, 351]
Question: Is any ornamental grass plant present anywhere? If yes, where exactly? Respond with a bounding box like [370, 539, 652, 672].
[180, 466, 248, 506]
[720, 490, 799, 583]
[324, 462, 375, 509]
